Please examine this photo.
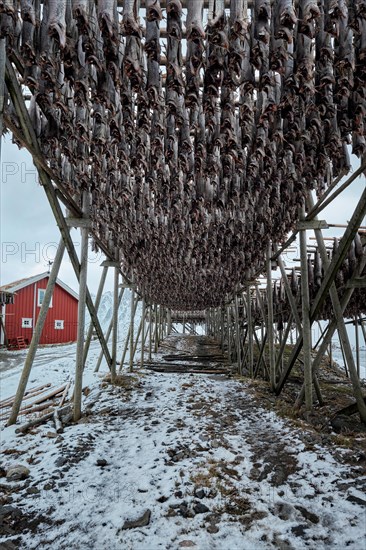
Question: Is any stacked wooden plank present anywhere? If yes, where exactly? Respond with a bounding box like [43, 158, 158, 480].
[0, 382, 72, 425]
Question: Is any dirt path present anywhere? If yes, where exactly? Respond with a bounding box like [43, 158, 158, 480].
[1, 336, 365, 549]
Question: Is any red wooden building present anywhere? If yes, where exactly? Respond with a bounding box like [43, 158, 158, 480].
[0, 272, 78, 347]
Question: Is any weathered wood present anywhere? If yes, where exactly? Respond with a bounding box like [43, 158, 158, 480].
[0, 38, 5, 163]
[129, 287, 136, 372]
[83, 265, 109, 368]
[59, 380, 72, 407]
[15, 405, 72, 433]
[299, 205, 313, 410]
[7, 239, 65, 426]
[276, 184, 366, 395]
[111, 266, 120, 382]
[297, 220, 329, 230]
[74, 192, 89, 422]
[140, 299, 146, 368]
[65, 218, 92, 228]
[0, 383, 52, 409]
[53, 410, 63, 433]
[267, 243, 276, 389]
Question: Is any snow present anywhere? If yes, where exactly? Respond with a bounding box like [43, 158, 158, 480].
[1, 335, 365, 549]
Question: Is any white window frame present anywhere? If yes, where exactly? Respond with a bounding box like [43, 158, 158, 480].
[38, 289, 52, 308]
[54, 320, 64, 330]
[22, 318, 33, 328]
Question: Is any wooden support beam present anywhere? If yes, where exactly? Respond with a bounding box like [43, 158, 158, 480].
[274, 247, 302, 332]
[306, 160, 366, 221]
[83, 265, 108, 368]
[0, 38, 6, 163]
[66, 218, 92, 229]
[129, 287, 136, 372]
[5, 59, 113, 370]
[140, 299, 146, 368]
[299, 205, 313, 410]
[247, 286, 254, 377]
[111, 266, 120, 382]
[309, 196, 366, 422]
[95, 288, 124, 372]
[267, 243, 276, 389]
[74, 192, 89, 422]
[149, 305, 153, 362]
[276, 182, 366, 395]
[7, 238, 65, 426]
[297, 220, 329, 230]
[235, 296, 241, 374]
[346, 277, 366, 289]
[118, 294, 139, 371]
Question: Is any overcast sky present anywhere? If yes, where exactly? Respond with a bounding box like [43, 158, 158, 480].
[1, 135, 365, 296]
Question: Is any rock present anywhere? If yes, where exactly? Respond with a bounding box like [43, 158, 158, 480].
[295, 505, 320, 524]
[194, 488, 205, 499]
[178, 541, 196, 547]
[206, 524, 219, 534]
[175, 490, 183, 498]
[193, 502, 210, 514]
[120, 509, 151, 530]
[275, 503, 294, 521]
[210, 440, 220, 449]
[55, 457, 67, 468]
[346, 494, 366, 506]
[45, 431, 57, 439]
[26, 487, 40, 495]
[157, 495, 168, 503]
[6, 465, 30, 481]
[96, 459, 108, 467]
[291, 524, 308, 537]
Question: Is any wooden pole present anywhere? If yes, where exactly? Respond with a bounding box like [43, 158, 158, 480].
[299, 205, 313, 410]
[140, 299, 146, 367]
[276, 183, 366, 395]
[355, 317, 360, 379]
[74, 193, 90, 422]
[247, 286, 254, 377]
[7, 238, 65, 425]
[149, 305, 153, 361]
[83, 265, 108, 368]
[235, 296, 241, 374]
[94, 288, 124, 372]
[118, 294, 139, 371]
[309, 194, 366, 421]
[227, 306, 231, 362]
[129, 288, 136, 372]
[167, 309, 172, 335]
[220, 307, 225, 350]
[132, 316, 143, 359]
[267, 243, 276, 390]
[4, 62, 113, 369]
[0, 38, 6, 163]
[154, 305, 159, 352]
[111, 266, 120, 382]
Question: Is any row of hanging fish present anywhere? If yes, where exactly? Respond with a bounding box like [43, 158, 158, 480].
[1, 0, 366, 308]
[248, 233, 366, 324]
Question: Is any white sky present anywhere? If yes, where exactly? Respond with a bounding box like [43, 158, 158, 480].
[1, 135, 365, 295]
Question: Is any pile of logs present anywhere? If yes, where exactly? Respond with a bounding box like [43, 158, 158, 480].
[2, 1, 366, 309]
[0, 381, 72, 428]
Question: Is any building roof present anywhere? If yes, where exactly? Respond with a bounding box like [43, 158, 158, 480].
[0, 272, 79, 301]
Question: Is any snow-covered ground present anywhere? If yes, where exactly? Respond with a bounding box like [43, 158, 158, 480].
[0, 336, 365, 550]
